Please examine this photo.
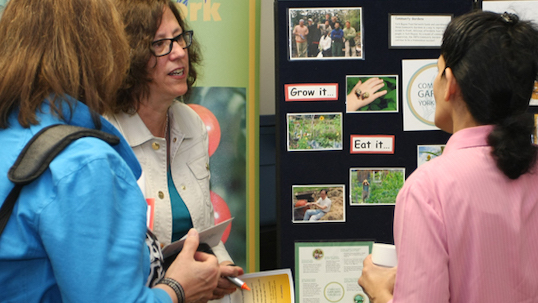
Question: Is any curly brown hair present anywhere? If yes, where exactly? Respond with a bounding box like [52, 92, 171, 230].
[112, 0, 202, 114]
[0, 0, 130, 128]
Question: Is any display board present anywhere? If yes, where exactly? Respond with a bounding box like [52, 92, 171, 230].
[275, 0, 475, 285]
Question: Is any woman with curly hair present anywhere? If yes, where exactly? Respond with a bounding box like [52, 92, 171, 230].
[107, 0, 243, 300]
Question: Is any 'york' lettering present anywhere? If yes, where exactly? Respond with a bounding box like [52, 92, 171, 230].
[177, 0, 221, 22]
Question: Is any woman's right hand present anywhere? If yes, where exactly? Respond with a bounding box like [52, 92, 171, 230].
[358, 254, 396, 303]
[163, 229, 220, 303]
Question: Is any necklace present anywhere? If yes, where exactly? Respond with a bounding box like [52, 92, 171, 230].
[164, 111, 170, 166]
[161, 111, 169, 139]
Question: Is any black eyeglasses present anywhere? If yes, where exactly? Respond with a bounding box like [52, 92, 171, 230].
[150, 30, 193, 57]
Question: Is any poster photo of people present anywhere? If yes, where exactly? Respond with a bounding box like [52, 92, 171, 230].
[288, 7, 363, 60]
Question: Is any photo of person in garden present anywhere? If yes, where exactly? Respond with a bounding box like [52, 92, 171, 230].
[289, 7, 362, 60]
[346, 75, 398, 112]
[287, 113, 343, 151]
[292, 185, 345, 222]
[350, 168, 405, 205]
[303, 189, 332, 221]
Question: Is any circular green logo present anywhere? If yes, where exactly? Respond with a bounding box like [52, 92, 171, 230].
[324, 282, 345, 302]
[406, 62, 438, 126]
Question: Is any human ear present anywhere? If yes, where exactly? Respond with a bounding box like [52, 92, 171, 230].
[443, 67, 460, 101]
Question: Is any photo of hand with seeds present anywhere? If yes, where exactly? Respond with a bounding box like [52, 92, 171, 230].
[346, 75, 399, 113]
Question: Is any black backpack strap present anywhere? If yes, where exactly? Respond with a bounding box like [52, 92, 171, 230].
[0, 124, 120, 235]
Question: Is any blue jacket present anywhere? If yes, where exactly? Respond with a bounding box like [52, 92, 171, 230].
[0, 97, 171, 302]
[331, 28, 344, 41]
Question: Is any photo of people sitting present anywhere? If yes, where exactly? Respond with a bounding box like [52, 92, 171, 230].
[293, 186, 345, 222]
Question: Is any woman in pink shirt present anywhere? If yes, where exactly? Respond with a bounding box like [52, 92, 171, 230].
[359, 11, 538, 302]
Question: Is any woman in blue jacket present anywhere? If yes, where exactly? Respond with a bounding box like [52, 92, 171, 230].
[0, 0, 219, 302]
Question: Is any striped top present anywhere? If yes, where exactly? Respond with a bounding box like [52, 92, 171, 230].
[392, 125, 538, 302]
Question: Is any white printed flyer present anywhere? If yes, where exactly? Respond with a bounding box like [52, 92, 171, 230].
[295, 241, 373, 303]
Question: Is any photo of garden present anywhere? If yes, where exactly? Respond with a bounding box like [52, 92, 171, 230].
[349, 168, 405, 205]
[287, 113, 343, 151]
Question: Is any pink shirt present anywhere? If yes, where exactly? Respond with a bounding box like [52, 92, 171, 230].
[391, 125, 538, 302]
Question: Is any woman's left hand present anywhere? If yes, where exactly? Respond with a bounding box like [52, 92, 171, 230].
[210, 261, 245, 300]
[358, 254, 396, 303]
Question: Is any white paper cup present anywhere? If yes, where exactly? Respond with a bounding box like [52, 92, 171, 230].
[371, 243, 397, 267]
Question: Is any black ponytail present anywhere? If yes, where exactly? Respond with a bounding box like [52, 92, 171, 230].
[487, 113, 537, 179]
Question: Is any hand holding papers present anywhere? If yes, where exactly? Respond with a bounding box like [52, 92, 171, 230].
[161, 218, 233, 259]
[226, 263, 251, 290]
[227, 276, 251, 290]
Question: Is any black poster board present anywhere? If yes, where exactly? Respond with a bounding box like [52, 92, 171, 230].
[275, 0, 475, 275]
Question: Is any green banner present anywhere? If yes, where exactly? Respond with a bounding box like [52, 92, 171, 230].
[178, 0, 259, 272]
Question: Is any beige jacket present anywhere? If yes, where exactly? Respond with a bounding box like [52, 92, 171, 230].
[107, 100, 232, 263]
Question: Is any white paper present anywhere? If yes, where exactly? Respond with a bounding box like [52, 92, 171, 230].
[161, 217, 233, 258]
[295, 242, 372, 303]
[390, 15, 451, 47]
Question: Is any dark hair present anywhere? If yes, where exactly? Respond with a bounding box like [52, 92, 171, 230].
[441, 11, 538, 179]
[0, 0, 130, 128]
[113, 0, 201, 114]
